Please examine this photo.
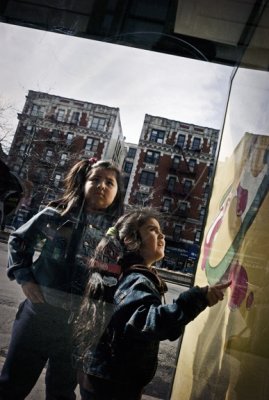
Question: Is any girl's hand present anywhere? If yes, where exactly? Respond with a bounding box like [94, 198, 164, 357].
[21, 281, 45, 303]
[206, 280, 232, 307]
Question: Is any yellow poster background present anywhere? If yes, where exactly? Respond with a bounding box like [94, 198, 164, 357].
[171, 132, 269, 400]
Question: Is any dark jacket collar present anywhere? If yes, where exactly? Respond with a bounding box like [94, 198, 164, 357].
[123, 264, 168, 296]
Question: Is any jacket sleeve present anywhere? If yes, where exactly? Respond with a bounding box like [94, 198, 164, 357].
[114, 275, 208, 342]
[7, 207, 58, 284]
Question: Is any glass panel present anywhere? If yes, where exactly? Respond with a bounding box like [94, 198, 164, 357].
[172, 5, 269, 399]
[0, 19, 232, 400]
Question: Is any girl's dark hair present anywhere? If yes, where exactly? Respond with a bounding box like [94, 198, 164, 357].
[105, 206, 161, 257]
[49, 159, 124, 217]
[73, 207, 161, 355]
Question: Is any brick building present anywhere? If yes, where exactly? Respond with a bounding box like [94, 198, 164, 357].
[7, 90, 125, 222]
[124, 114, 219, 273]
[122, 142, 138, 191]
[7, 92, 219, 273]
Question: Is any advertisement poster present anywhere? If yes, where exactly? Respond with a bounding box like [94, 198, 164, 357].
[171, 132, 269, 399]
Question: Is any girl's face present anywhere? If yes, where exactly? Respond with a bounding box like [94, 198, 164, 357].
[84, 168, 118, 212]
[138, 218, 165, 267]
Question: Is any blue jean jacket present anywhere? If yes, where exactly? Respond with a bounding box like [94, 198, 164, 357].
[7, 206, 114, 309]
[74, 265, 208, 387]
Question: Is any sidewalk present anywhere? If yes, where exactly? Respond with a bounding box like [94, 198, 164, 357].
[0, 355, 160, 399]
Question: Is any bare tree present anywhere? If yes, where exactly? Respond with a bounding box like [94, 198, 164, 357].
[0, 99, 16, 154]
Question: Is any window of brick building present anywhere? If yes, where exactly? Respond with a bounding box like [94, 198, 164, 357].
[26, 125, 33, 135]
[150, 129, 165, 144]
[51, 129, 60, 139]
[208, 163, 213, 177]
[199, 207, 206, 221]
[124, 161, 133, 173]
[211, 140, 217, 155]
[178, 201, 187, 214]
[91, 117, 106, 131]
[145, 150, 160, 164]
[127, 147, 137, 158]
[167, 176, 176, 192]
[204, 184, 210, 199]
[45, 149, 53, 162]
[188, 159, 196, 172]
[31, 105, 39, 116]
[57, 109, 65, 122]
[71, 111, 80, 124]
[176, 134, 185, 148]
[66, 132, 73, 144]
[59, 153, 67, 166]
[19, 143, 27, 155]
[183, 179, 192, 193]
[85, 137, 99, 152]
[173, 224, 182, 240]
[163, 198, 172, 212]
[54, 173, 61, 187]
[172, 156, 181, 169]
[31, 105, 45, 118]
[192, 137, 201, 151]
[195, 230, 201, 242]
[140, 171, 155, 186]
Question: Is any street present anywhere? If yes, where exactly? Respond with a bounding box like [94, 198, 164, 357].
[0, 242, 186, 400]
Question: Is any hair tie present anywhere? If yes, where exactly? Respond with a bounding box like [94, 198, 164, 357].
[88, 157, 98, 166]
[106, 226, 118, 237]
[91, 260, 121, 276]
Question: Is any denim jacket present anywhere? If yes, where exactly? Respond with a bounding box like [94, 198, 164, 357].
[7, 206, 114, 309]
[75, 265, 208, 387]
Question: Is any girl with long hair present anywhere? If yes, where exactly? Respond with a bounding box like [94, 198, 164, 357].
[74, 208, 231, 400]
[0, 158, 124, 400]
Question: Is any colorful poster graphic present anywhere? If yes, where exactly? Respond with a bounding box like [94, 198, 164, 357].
[171, 133, 269, 400]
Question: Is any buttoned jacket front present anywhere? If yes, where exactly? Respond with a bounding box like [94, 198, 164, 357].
[7, 206, 114, 308]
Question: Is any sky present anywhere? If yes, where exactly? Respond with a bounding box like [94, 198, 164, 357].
[0, 22, 233, 152]
[220, 67, 269, 161]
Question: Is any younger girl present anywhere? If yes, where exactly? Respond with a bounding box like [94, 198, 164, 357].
[0, 159, 124, 400]
[74, 208, 231, 400]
